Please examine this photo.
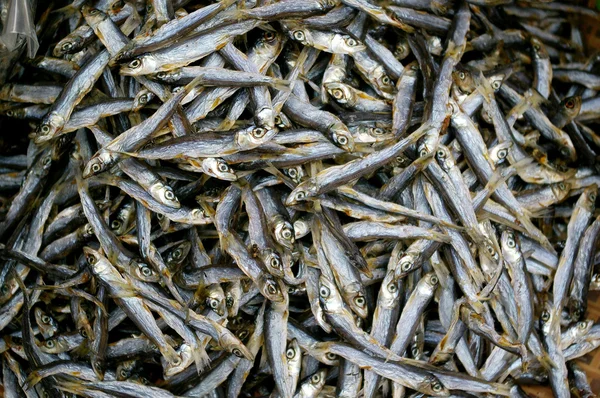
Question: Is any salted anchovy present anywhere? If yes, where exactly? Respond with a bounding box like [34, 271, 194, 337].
[1, 1, 600, 397]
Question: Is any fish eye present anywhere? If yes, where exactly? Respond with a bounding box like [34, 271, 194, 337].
[565, 99, 575, 109]
[5, 110, 13, 117]
[319, 285, 330, 297]
[80, 329, 88, 338]
[293, 30, 305, 41]
[295, 191, 306, 201]
[419, 148, 429, 158]
[436, 149, 446, 158]
[112, 0, 124, 9]
[252, 127, 266, 138]
[87, 255, 97, 265]
[281, 228, 293, 240]
[492, 80, 501, 90]
[311, 373, 321, 383]
[558, 182, 566, 191]
[120, 369, 128, 378]
[61, 42, 73, 52]
[274, 115, 282, 125]
[140, 266, 153, 276]
[381, 76, 391, 85]
[336, 134, 349, 146]
[238, 330, 249, 339]
[400, 260, 413, 272]
[89, 8, 100, 15]
[172, 248, 182, 260]
[0, 284, 8, 294]
[40, 124, 51, 134]
[266, 281, 279, 295]
[41, 315, 51, 324]
[431, 380, 443, 392]
[164, 189, 176, 201]
[559, 147, 570, 157]
[326, 352, 337, 360]
[578, 321, 587, 329]
[541, 311, 550, 321]
[138, 94, 148, 104]
[209, 298, 218, 309]
[91, 163, 102, 173]
[42, 155, 52, 165]
[128, 59, 142, 69]
[354, 296, 366, 307]
[507, 235, 516, 248]
[429, 275, 439, 285]
[331, 88, 344, 99]
[264, 31, 275, 41]
[217, 162, 230, 172]
[232, 348, 244, 357]
[157, 72, 167, 79]
[458, 71, 466, 80]
[497, 149, 507, 159]
[388, 282, 397, 293]
[373, 128, 385, 135]
[345, 37, 358, 47]
[110, 219, 122, 230]
[286, 168, 297, 178]
[286, 347, 295, 359]
[590, 192, 597, 202]
[270, 257, 280, 269]
[45, 340, 55, 348]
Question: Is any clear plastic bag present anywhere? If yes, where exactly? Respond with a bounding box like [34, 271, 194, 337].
[1, 0, 38, 58]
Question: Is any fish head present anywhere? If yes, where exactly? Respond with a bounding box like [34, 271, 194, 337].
[379, 269, 401, 307]
[150, 182, 181, 208]
[274, 220, 295, 249]
[116, 359, 137, 381]
[132, 261, 160, 283]
[120, 55, 157, 76]
[82, 6, 108, 26]
[422, 375, 449, 396]
[318, 274, 344, 312]
[261, 249, 285, 278]
[201, 158, 237, 181]
[35, 112, 65, 143]
[530, 37, 549, 60]
[236, 125, 278, 149]
[218, 329, 253, 360]
[550, 181, 571, 201]
[434, 145, 456, 172]
[83, 150, 114, 178]
[330, 124, 355, 152]
[283, 166, 305, 184]
[286, 180, 318, 206]
[343, 282, 368, 319]
[259, 274, 286, 302]
[559, 95, 582, 120]
[332, 34, 366, 54]
[166, 241, 191, 268]
[133, 89, 154, 111]
[325, 82, 354, 106]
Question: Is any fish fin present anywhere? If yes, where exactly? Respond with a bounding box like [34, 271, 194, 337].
[271, 78, 292, 93]
[23, 371, 41, 391]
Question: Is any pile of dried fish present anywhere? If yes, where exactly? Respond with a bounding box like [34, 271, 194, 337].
[2, 0, 600, 396]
